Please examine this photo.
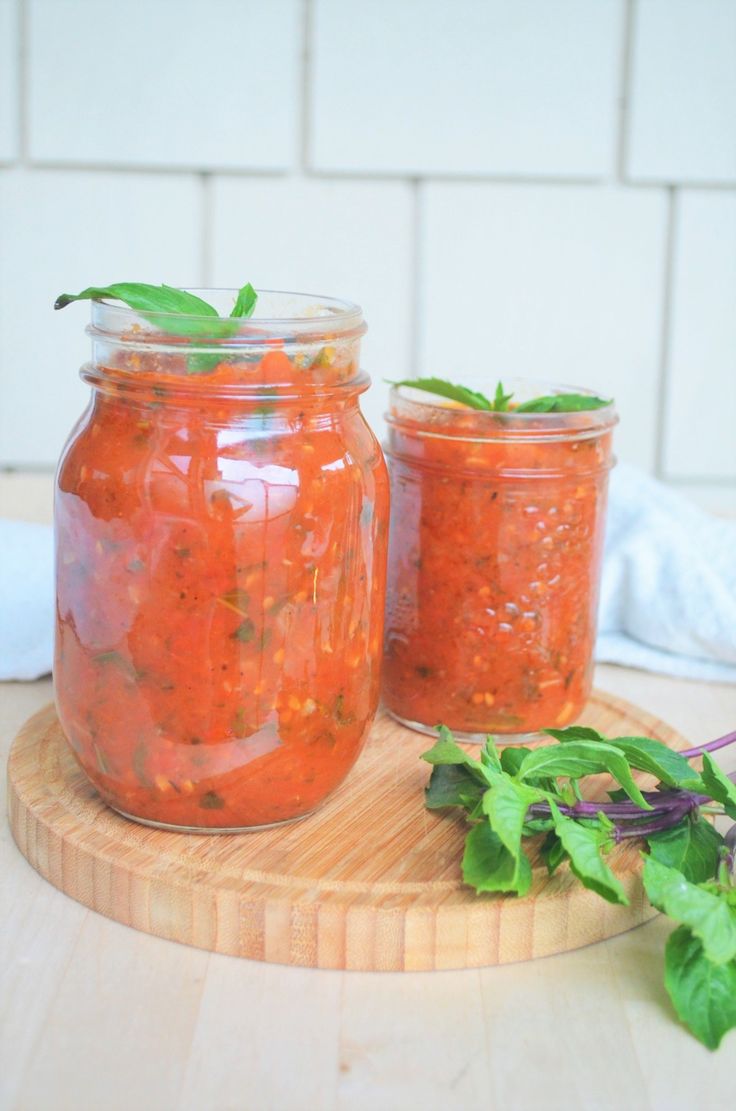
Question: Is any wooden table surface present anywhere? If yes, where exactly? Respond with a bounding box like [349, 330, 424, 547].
[2, 474, 735, 1110]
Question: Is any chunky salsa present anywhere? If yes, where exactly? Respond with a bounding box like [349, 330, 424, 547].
[55, 301, 388, 829]
[382, 386, 616, 738]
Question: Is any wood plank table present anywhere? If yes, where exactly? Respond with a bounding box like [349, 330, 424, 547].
[2, 474, 735, 1110]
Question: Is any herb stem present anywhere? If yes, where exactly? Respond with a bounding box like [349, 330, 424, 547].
[680, 729, 736, 760]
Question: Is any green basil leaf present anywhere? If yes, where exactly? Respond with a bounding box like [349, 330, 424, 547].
[388, 377, 493, 411]
[461, 822, 532, 896]
[518, 741, 651, 810]
[540, 831, 568, 876]
[647, 819, 724, 884]
[424, 764, 484, 810]
[481, 774, 540, 869]
[664, 926, 736, 1050]
[492, 381, 513, 411]
[548, 802, 628, 905]
[546, 727, 703, 790]
[515, 393, 610, 413]
[55, 281, 260, 344]
[642, 856, 736, 964]
[230, 282, 258, 319]
[422, 728, 491, 786]
[699, 754, 736, 819]
[499, 745, 533, 776]
[54, 282, 225, 337]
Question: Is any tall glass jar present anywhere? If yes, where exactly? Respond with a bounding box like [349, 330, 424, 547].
[383, 380, 617, 740]
[55, 290, 388, 830]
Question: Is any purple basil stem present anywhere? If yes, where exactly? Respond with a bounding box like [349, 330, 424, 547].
[680, 729, 736, 760]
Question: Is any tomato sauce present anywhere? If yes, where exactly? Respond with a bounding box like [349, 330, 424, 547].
[55, 296, 388, 829]
[382, 386, 616, 738]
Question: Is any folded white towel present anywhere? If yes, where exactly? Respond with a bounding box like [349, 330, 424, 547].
[1, 465, 734, 683]
[0, 519, 54, 681]
[596, 464, 736, 682]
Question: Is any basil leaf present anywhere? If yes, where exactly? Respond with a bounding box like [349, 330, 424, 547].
[515, 393, 610, 412]
[55, 281, 259, 343]
[664, 926, 736, 1050]
[642, 856, 736, 964]
[500, 745, 533, 776]
[389, 377, 493, 411]
[548, 802, 628, 905]
[546, 727, 702, 790]
[424, 763, 484, 810]
[540, 830, 568, 875]
[544, 725, 607, 744]
[518, 741, 651, 810]
[699, 754, 736, 819]
[480, 736, 503, 772]
[55, 282, 224, 338]
[55, 282, 218, 317]
[230, 282, 258, 319]
[648, 819, 724, 884]
[492, 381, 513, 411]
[461, 822, 532, 896]
[422, 729, 491, 786]
[481, 774, 540, 872]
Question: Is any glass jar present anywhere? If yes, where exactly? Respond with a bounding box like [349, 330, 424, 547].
[382, 380, 617, 740]
[55, 290, 389, 830]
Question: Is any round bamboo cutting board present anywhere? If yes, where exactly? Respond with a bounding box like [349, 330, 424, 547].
[7, 692, 686, 971]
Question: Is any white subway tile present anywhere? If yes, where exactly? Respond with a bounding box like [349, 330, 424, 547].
[418, 183, 668, 470]
[310, 0, 621, 178]
[0, 169, 202, 465]
[663, 192, 736, 479]
[210, 176, 414, 436]
[0, 0, 19, 161]
[627, 0, 736, 183]
[28, 0, 299, 170]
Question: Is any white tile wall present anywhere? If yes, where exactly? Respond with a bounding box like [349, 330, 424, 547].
[628, 0, 736, 184]
[0, 169, 202, 465]
[419, 183, 667, 470]
[663, 192, 736, 479]
[210, 177, 414, 434]
[0, 0, 733, 504]
[27, 0, 300, 171]
[0, 0, 19, 162]
[310, 0, 621, 178]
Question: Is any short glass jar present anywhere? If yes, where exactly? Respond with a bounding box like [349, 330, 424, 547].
[55, 290, 389, 830]
[382, 380, 617, 740]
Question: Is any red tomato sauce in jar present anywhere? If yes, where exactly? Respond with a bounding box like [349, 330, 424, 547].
[382, 383, 616, 739]
[55, 292, 388, 829]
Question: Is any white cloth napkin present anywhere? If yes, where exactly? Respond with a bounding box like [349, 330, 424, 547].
[0, 519, 54, 681]
[1, 465, 735, 682]
[597, 464, 736, 682]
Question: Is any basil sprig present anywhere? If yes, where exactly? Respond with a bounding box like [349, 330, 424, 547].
[54, 282, 258, 340]
[390, 376, 610, 413]
[423, 724, 736, 1049]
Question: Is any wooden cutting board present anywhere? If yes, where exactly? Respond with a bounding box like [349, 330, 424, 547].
[7, 692, 685, 971]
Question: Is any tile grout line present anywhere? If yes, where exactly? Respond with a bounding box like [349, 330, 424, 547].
[299, 0, 313, 173]
[199, 173, 213, 286]
[16, 0, 28, 162]
[653, 186, 678, 479]
[615, 0, 636, 182]
[408, 178, 422, 378]
[11, 158, 736, 194]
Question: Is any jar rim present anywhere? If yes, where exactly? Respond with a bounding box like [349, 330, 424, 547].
[387, 377, 618, 444]
[89, 288, 366, 344]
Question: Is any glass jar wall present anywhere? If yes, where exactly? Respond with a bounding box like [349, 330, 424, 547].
[55, 291, 389, 830]
[382, 381, 616, 740]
